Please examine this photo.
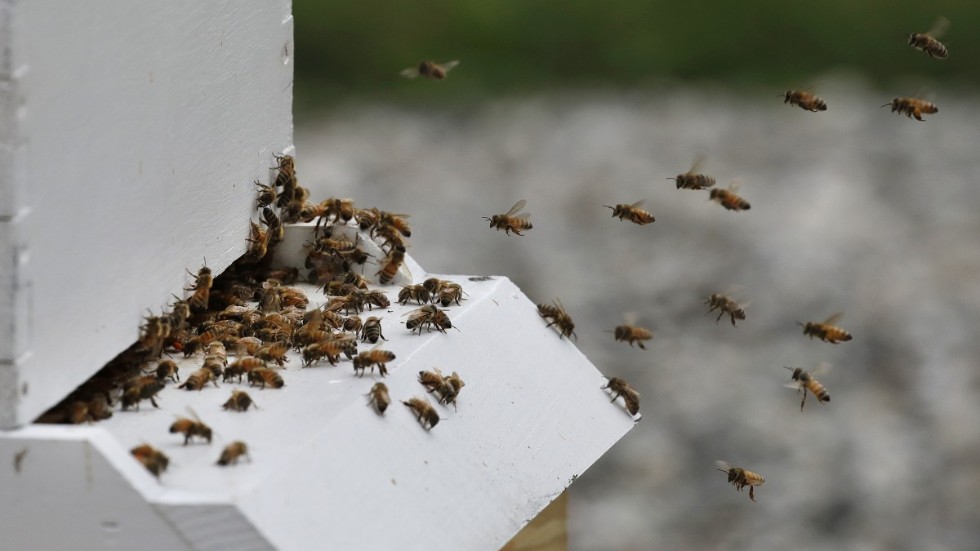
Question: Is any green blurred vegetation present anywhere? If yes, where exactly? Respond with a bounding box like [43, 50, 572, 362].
[293, 0, 980, 111]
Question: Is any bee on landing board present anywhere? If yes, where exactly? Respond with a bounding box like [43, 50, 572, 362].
[248, 367, 285, 389]
[217, 441, 250, 466]
[704, 293, 747, 327]
[604, 201, 655, 225]
[799, 312, 852, 344]
[170, 411, 212, 445]
[882, 97, 938, 121]
[353, 349, 396, 377]
[402, 397, 440, 430]
[131, 445, 169, 479]
[400, 60, 459, 80]
[909, 17, 950, 59]
[185, 264, 213, 311]
[781, 89, 827, 112]
[222, 389, 257, 412]
[717, 461, 765, 502]
[602, 377, 640, 417]
[668, 155, 716, 190]
[377, 245, 407, 285]
[710, 182, 751, 211]
[361, 316, 387, 344]
[607, 312, 653, 349]
[537, 298, 577, 340]
[484, 199, 533, 236]
[179, 367, 219, 391]
[367, 382, 391, 414]
[784, 365, 831, 411]
[121, 376, 165, 411]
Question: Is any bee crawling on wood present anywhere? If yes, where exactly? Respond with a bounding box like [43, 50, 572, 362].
[121, 376, 165, 411]
[170, 410, 212, 445]
[484, 199, 533, 236]
[185, 264, 213, 311]
[353, 349, 396, 377]
[602, 377, 640, 417]
[604, 200, 655, 225]
[717, 461, 765, 502]
[248, 367, 285, 389]
[400, 60, 459, 80]
[537, 298, 577, 340]
[799, 312, 852, 344]
[222, 389, 258, 412]
[367, 382, 391, 414]
[402, 397, 440, 430]
[131, 444, 169, 479]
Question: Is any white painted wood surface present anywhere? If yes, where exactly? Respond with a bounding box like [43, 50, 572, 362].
[0, 1, 294, 427]
[0, 221, 637, 549]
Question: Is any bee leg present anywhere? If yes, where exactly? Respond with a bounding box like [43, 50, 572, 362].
[150, 396, 160, 408]
[729, 313, 737, 327]
[749, 486, 756, 502]
[800, 390, 807, 411]
[637, 342, 646, 350]
[183, 435, 190, 446]
[609, 391, 622, 404]
[715, 311, 724, 324]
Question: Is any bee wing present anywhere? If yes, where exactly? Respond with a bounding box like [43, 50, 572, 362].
[728, 179, 743, 192]
[505, 199, 528, 216]
[440, 60, 460, 73]
[629, 199, 646, 208]
[689, 153, 706, 174]
[715, 460, 732, 472]
[784, 381, 805, 390]
[186, 406, 202, 423]
[400, 67, 421, 79]
[622, 311, 639, 325]
[811, 362, 832, 377]
[513, 212, 532, 221]
[927, 16, 950, 38]
[822, 312, 845, 325]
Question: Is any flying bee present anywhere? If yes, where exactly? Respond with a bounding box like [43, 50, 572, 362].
[222, 389, 257, 412]
[604, 200, 655, 225]
[704, 293, 747, 326]
[484, 199, 533, 236]
[368, 382, 391, 414]
[255, 180, 276, 208]
[400, 60, 459, 80]
[709, 181, 751, 211]
[669, 155, 716, 190]
[781, 89, 827, 112]
[178, 368, 219, 391]
[170, 412, 212, 445]
[153, 359, 180, 383]
[399, 284, 431, 305]
[353, 349, 396, 377]
[185, 265, 213, 311]
[402, 397, 440, 430]
[361, 316, 387, 344]
[537, 298, 577, 340]
[602, 377, 640, 416]
[717, 461, 765, 502]
[217, 441, 250, 466]
[131, 445, 169, 479]
[607, 312, 653, 349]
[882, 97, 939, 121]
[909, 17, 950, 59]
[248, 367, 284, 389]
[121, 376, 165, 411]
[377, 245, 407, 285]
[799, 312, 852, 344]
[784, 365, 831, 411]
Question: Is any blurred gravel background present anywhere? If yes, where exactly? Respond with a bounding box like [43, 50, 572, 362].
[295, 81, 980, 550]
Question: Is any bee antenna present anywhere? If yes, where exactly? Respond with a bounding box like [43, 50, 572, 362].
[717, 468, 730, 474]
[880, 103, 892, 108]
[782, 365, 795, 371]
[796, 321, 805, 327]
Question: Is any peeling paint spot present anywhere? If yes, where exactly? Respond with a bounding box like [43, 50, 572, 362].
[13, 447, 27, 473]
[101, 520, 120, 532]
[282, 43, 290, 65]
[21, 382, 28, 396]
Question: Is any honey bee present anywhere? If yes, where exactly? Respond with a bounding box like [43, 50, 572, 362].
[604, 201, 655, 225]
[234, 336, 263, 356]
[139, 314, 172, 358]
[668, 155, 715, 190]
[398, 284, 431, 305]
[710, 182, 751, 211]
[882, 97, 939, 121]
[206, 342, 228, 365]
[131, 444, 169, 478]
[153, 359, 180, 383]
[377, 245, 407, 285]
[185, 265, 213, 311]
[704, 293, 746, 326]
[436, 286, 465, 307]
[361, 316, 387, 344]
[170, 412, 213, 445]
[418, 368, 447, 394]
[301, 340, 343, 367]
[781, 89, 827, 112]
[342, 315, 364, 337]
[256, 343, 289, 367]
[377, 211, 412, 238]
[716, 461, 765, 502]
[353, 349, 396, 377]
[361, 290, 391, 311]
[272, 153, 296, 189]
[405, 305, 453, 334]
[178, 367, 219, 391]
[121, 376, 165, 410]
[224, 356, 265, 383]
[402, 397, 440, 430]
[484, 199, 533, 236]
[784, 365, 831, 411]
[400, 60, 459, 80]
[203, 356, 225, 379]
[87, 394, 113, 421]
[909, 17, 950, 59]
[248, 367, 285, 389]
[255, 180, 276, 209]
[367, 382, 391, 414]
[222, 389, 257, 412]
[607, 312, 653, 349]
[217, 441, 251, 466]
[537, 298, 577, 340]
[799, 312, 852, 344]
[418, 369, 465, 410]
[262, 207, 285, 245]
[602, 377, 640, 416]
